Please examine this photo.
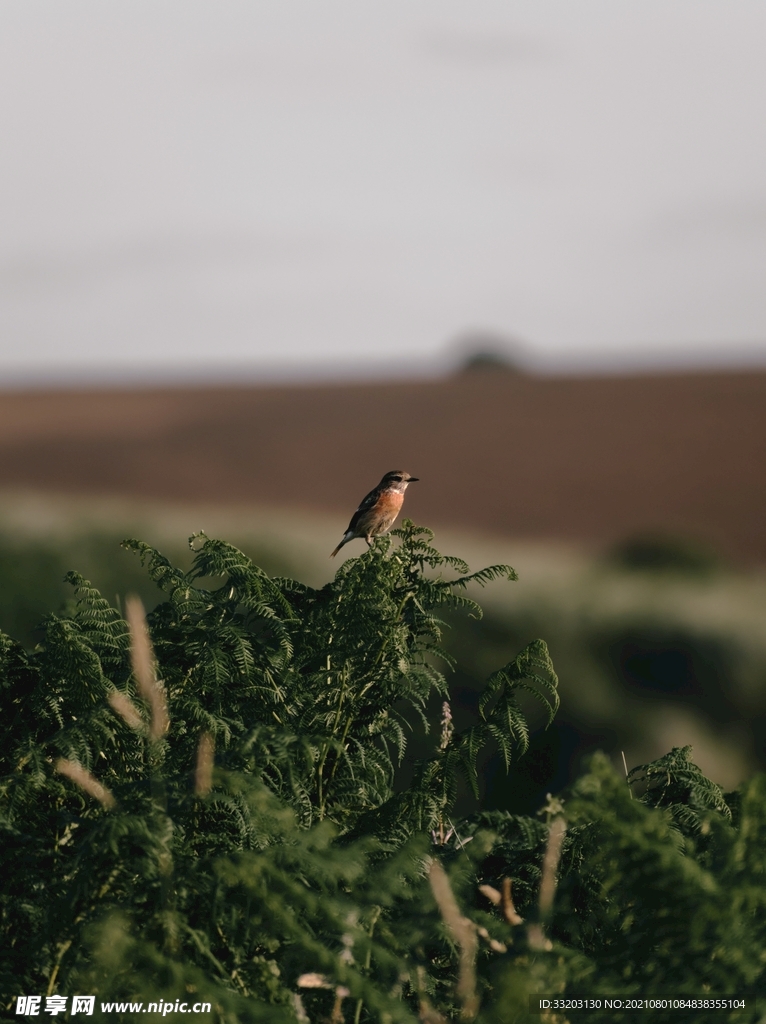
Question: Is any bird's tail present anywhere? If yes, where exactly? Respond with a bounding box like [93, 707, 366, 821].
[330, 531, 354, 558]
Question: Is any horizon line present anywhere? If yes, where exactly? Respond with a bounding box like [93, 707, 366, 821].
[1, 344, 766, 392]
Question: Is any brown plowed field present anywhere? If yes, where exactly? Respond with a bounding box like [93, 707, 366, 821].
[0, 369, 764, 562]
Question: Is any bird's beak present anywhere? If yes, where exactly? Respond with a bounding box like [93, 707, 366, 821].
[409, 477, 419, 482]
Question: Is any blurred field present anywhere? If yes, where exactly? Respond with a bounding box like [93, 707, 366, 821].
[1, 487, 764, 809]
[2, 366, 764, 806]
[0, 367, 765, 561]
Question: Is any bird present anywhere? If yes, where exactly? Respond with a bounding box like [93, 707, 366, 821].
[330, 471, 419, 557]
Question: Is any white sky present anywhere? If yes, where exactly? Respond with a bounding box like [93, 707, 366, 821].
[1, 0, 765, 383]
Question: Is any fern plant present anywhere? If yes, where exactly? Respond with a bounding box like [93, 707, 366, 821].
[0, 522, 557, 1020]
[1, 521, 764, 1023]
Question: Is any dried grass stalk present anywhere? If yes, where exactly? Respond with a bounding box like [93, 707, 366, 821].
[125, 595, 168, 741]
[416, 966, 448, 1024]
[539, 817, 566, 919]
[529, 816, 567, 951]
[418, 998, 448, 1024]
[290, 994, 310, 1024]
[56, 759, 115, 810]
[108, 690, 145, 731]
[478, 883, 501, 906]
[428, 859, 479, 1020]
[476, 924, 507, 953]
[527, 922, 551, 952]
[297, 973, 331, 989]
[501, 877, 524, 926]
[481, 878, 523, 925]
[195, 731, 214, 797]
[330, 986, 349, 1024]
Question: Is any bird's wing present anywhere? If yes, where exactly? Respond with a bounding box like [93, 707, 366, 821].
[346, 486, 381, 532]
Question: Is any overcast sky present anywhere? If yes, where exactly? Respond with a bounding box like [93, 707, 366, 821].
[1, 1, 765, 384]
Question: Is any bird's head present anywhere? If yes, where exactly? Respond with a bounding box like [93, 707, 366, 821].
[380, 470, 419, 492]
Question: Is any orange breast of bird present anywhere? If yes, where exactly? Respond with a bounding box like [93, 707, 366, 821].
[378, 490, 404, 514]
[357, 488, 404, 536]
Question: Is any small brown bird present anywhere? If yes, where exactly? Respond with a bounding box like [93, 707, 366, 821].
[330, 471, 419, 557]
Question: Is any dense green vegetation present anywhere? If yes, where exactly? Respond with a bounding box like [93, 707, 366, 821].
[444, 541, 766, 810]
[1, 524, 764, 1022]
[3, 524, 765, 805]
